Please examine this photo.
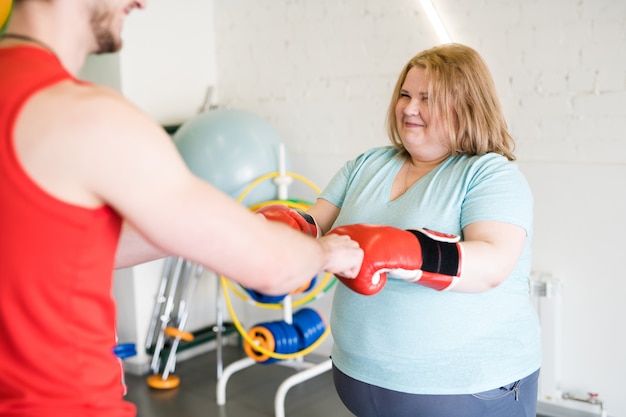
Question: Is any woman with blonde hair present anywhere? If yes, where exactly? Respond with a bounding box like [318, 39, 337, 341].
[310, 43, 541, 417]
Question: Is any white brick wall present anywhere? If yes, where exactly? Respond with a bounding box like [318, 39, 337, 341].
[213, 1, 626, 416]
[214, 0, 435, 167]
[94, 1, 625, 414]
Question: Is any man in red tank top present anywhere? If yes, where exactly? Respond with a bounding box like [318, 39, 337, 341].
[0, 1, 363, 416]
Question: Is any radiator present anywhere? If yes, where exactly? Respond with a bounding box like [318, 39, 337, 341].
[530, 272, 608, 417]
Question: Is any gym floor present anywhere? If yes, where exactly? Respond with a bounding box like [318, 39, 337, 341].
[124, 345, 354, 417]
[124, 345, 551, 417]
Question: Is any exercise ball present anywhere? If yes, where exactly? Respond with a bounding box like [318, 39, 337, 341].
[0, 0, 13, 34]
[173, 108, 288, 205]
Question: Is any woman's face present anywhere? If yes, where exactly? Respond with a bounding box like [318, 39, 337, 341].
[395, 66, 450, 163]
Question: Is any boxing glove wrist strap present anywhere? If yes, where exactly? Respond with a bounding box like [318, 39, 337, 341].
[408, 229, 461, 277]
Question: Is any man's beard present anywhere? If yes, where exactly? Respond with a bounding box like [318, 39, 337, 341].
[95, 31, 121, 54]
[90, 6, 122, 54]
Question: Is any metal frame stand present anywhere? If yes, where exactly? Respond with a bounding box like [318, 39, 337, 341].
[216, 356, 332, 417]
[216, 293, 332, 417]
[145, 258, 232, 384]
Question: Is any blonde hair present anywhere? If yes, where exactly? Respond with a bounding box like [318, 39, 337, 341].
[386, 43, 516, 161]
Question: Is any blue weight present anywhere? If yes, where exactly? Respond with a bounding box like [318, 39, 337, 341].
[261, 322, 284, 364]
[113, 343, 137, 359]
[293, 308, 325, 349]
[277, 321, 299, 355]
[251, 309, 325, 364]
[246, 288, 287, 304]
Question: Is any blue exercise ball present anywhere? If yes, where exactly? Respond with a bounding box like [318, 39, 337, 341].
[173, 108, 288, 205]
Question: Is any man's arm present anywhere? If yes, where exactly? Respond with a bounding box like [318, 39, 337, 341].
[16, 82, 363, 295]
[115, 222, 168, 269]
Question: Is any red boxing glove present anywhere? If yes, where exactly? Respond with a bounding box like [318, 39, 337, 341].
[256, 204, 319, 237]
[328, 224, 463, 295]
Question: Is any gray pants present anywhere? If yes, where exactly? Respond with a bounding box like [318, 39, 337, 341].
[333, 365, 539, 417]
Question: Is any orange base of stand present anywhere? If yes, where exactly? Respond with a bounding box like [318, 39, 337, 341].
[146, 374, 180, 390]
[164, 326, 195, 342]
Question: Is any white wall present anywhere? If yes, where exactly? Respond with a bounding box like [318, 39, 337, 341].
[120, 0, 217, 124]
[83, 0, 625, 415]
[80, 1, 220, 373]
[211, 1, 626, 416]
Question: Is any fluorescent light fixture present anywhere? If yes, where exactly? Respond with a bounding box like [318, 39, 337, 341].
[419, 0, 452, 44]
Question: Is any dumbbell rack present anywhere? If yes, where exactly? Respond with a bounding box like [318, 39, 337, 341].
[217, 145, 331, 416]
[215, 293, 332, 417]
[145, 257, 238, 388]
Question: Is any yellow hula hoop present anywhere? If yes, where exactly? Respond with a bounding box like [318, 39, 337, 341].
[221, 274, 330, 360]
[222, 171, 331, 359]
[236, 171, 322, 204]
[233, 172, 336, 308]
[225, 271, 335, 310]
[249, 200, 311, 212]
[0, 0, 12, 32]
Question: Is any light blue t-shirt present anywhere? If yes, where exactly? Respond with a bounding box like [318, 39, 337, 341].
[323, 146, 541, 395]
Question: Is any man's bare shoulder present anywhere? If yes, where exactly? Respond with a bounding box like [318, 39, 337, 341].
[14, 79, 175, 207]
[23, 79, 167, 151]
[38, 81, 146, 126]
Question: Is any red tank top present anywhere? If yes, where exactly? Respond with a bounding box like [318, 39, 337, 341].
[0, 46, 135, 417]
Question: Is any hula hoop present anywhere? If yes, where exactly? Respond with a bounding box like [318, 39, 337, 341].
[236, 171, 321, 204]
[221, 274, 330, 360]
[221, 171, 333, 360]
[225, 271, 336, 310]
[234, 172, 337, 308]
[0, 0, 12, 33]
[249, 200, 311, 212]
